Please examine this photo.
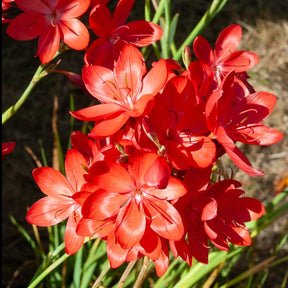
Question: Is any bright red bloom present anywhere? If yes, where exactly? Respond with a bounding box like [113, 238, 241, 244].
[71, 131, 105, 167]
[85, 0, 163, 67]
[193, 24, 259, 87]
[147, 76, 216, 170]
[81, 152, 187, 250]
[2, 141, 15, 160]
[77, 215, 169, 276]
[172, 168, 265, 264]
[71, 44, 168, 138]
[7, 0, 90, 63]
[170, 166, 212, 265]
[206, 72, 283, 176]
[26, 149, 90, 255]
[202, 179, 265, 250]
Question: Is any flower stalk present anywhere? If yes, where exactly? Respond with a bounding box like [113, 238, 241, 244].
[174, 0, 228, 61]
[2, 64, 48, 124]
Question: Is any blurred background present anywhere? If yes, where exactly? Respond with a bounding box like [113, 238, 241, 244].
[2, 0, 288, 287]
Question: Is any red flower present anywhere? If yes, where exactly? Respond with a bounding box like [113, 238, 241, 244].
[85, 0, 163, 67]
[193, 24, 259, 87]
[81, 152, 187, 250]
[7, 0, 90, 63]
[170, 166, 212, 265]
[147, 76, 216, 170]
[2, 141, 15, 160]
[26, 149, 90, 255]
[201, 179, 265, 250]
[71, 44, 168, 138]
[206, 72, 283, 176]
[71, 131, 105, 167]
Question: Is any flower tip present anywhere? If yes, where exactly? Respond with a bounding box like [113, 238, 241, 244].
[182, 45, 192, 69]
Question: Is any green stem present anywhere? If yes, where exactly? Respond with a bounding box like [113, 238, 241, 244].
[28, 252, 70, 288]
[152, 0, 167, 24]
[2, 64, 48, 124]
[174, 0, 228, 61]
[161, 0, 171, 58]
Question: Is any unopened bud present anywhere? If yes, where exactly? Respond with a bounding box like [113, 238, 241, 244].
[182, 45, 192, 69]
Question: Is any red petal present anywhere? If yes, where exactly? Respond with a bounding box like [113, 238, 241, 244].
[206, 71, 235, 129]
[130, 93, 154, 117]
[193, 36, 214, 65]
[65, 149, 87, 192]
[205, 179, 242, 199]
[76, 217, 115, 238]
[204, 219, 229, 251]
[231, 92, 277, 124]
[222, 51, 259, 73]
[153, 239, 169, 277]
[164, 136, 216, 170]
[92, 162, 135, 193]
[89, 4, 111, 36]
[71, 104, 124, 122]
[187, 136, 216, 168]
[224, 197, 265, 222]
[112, 0, 134, 28]
[137, 226, 162, 260]
[140, 58, 168, 96]
[150, 178, 187, 201]
[71, 131, 103, 164]
[106, 233, 128, 268]
[37, 25, 60, 63]
[128, 152, 159, 187]
[84, 38, 120, 68]
[2, 142, 15, 156]
[115, 198, 146, 249]
[187, 228, 209, 264]
[7, 13, 44, 40]
[64, 212, 84, 255]
[15, 0, 50, 14]
[82, 190, 130, 220]
[143, 197, 184, 241]
[143, 155, 170, 189]
[59, 19, 89, 50]
[113, 44, 146, 102]
[184, 166, 211, 194]
[216, 126, 264, 176]
[32, 167, 74, 197]
[226, 225, 251, 246]
[201, 198, 217, 221]
[231, 125, 283, 146]
[82, 64, 121, 103]
[214, 25, 242, 62]
[72, 191, 91, 206]
[114, 20, 163, 47]
[26, 197, 74, 226]
[56, 0, 90, 18]
[88, 111, 130, 137]
[169, 238, 192, 266]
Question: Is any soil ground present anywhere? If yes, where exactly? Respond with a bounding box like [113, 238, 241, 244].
[2, 1, 288, 287]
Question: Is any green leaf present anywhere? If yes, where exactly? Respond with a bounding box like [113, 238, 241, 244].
[168, 13, 179, 55]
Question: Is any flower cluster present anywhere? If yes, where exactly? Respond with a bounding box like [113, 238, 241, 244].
[4, 0, 283, 277]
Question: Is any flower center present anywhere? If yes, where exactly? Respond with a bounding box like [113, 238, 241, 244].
[50, 10, 57, 26]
